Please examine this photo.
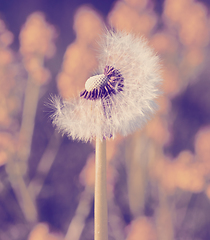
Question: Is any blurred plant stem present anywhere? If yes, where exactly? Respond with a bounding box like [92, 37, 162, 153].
[148, 143, 174, 240]
[6, 158, 37, 222]
[108, 198, 125, 240]
[28, 130, 61, 200]
[156, 185, 174, 240]
[6, 58, 44, 223]
[17, 58, 43, 177]
[65, 186, 94, 240]
[94, 137, 108, 240]
[126, 130, 149, 218]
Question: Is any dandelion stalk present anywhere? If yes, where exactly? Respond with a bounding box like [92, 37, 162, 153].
[94, 137, 108, 240]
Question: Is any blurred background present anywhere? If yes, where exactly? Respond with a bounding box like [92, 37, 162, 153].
[0, 0, 210, 239]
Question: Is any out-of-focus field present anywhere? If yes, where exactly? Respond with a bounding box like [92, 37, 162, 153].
[0, 0, 210, 239]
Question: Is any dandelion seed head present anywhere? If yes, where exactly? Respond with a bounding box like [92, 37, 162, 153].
[52, 30, 162, 142]
[85, 74, 106, 91]
[80, 65, 124, 100]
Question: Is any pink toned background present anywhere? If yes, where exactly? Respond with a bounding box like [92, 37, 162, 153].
[0, 0, 210, 239]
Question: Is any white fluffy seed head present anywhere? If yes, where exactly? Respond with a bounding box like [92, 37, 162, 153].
[85, 74, 107, 91]
[51, 30, 162, 142]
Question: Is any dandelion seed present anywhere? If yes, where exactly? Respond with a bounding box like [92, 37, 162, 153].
[52, 30, 162, 142]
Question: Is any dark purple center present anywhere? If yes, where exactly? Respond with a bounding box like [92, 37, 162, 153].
[80, 66, 124, 100]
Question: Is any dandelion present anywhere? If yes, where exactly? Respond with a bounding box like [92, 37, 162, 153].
[52, 30, 162, 142]
[51, 29, 162, 240]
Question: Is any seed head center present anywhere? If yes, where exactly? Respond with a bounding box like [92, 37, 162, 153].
[80, 66, 124, 100]
[85, 74, 107, 92]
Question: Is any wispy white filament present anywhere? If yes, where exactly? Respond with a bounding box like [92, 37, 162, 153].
[51, 30, 162, 142]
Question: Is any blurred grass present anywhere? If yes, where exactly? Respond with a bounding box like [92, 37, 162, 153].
[0, 0, 210, 239]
